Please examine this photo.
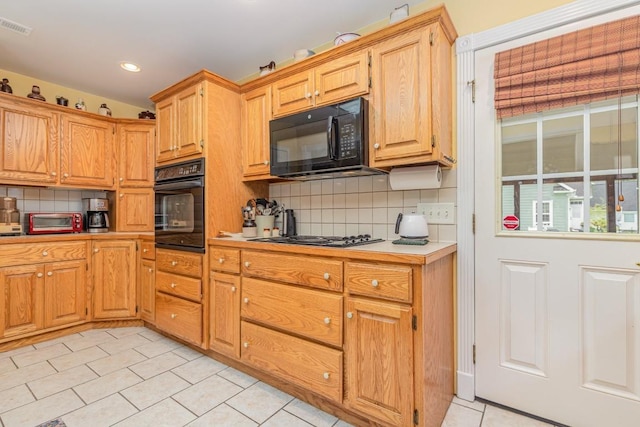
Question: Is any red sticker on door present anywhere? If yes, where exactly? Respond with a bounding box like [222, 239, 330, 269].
[502, 215, 519, 230]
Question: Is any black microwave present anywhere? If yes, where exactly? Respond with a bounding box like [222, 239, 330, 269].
[269, 97, 384, 180]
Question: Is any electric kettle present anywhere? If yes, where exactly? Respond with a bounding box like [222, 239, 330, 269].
[395, 212, 429, 238]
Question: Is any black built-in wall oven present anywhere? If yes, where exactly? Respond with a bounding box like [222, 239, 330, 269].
[154, 158, 205, 253]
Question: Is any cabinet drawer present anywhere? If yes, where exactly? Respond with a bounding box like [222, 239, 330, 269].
[242, 251, 342, 291]
[0, 242, 86, 267]
[345, 262, 412, 302]
[156, 271, 202, 302]
[141, 241, 155, 260]
[241, 321, 342, 402]
[242, 278, 342, 347]
[209, 247, 240, 274]
[156, 292, 202, 346]
[156, 249, 202, 278]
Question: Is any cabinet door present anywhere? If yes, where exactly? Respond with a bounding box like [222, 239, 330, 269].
[241, 86, 272, 179]
[272, 70, 314, 117]
[345, 297, 413, 426]
[175, 84, 204, 158]
[315, 50, 370, 106]
[117, 122, 155, 187]
[0, 103, 58, 185]
[60, 113, 115, 188]
[44, 260, 86, 328]
[115, 188, 154, 232]
[92, 240, 137, 319]
[370, 27, 433, 167]
[209, 272, 240, 358]
[155, 97, 175, 163]
[0, 264, 44, 338]
[140, 259, 155, 323]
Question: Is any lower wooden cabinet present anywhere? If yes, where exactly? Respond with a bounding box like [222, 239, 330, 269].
[140, 259, 155, 323]
[43, 260, 87, 328]
[156, 292, 202, 346]
[92, 240, 137, 319]
[0, 264, 44, 338]
[209, 272, 241, 358]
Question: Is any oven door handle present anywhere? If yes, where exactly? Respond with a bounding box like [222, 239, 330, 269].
[154, 179, 203, 191]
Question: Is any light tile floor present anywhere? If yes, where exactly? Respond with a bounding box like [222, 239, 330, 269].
[0, 327, 555, 427]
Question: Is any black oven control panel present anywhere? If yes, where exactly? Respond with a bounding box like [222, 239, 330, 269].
[155, 158, 205, 182]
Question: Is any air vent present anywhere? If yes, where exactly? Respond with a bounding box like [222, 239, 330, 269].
[0, 17, 32, 36]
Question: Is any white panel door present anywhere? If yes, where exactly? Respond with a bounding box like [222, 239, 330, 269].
[474, 9, 640, 426]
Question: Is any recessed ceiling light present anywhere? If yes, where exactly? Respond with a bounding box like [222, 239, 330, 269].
[120, 62, 141, 72]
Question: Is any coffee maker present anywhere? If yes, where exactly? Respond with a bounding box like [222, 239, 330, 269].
[83, 198, 110, 233]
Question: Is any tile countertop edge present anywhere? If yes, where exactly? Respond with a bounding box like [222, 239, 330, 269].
[0, 231, 154, 244]
[209, 235, 457, 265]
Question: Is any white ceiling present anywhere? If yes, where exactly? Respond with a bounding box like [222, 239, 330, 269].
[0, 0, 424, 109]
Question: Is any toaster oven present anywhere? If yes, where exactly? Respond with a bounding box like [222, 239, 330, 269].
[26, 212, 83, 234]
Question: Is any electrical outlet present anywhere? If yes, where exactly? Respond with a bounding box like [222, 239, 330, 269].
[417, 202, 455, 225]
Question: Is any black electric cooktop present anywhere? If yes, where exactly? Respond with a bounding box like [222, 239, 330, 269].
[248, 234, 383, 248]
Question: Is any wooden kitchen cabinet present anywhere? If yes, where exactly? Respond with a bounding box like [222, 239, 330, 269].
[43, 260, 87, 328]
[209, 272, 241, 358]
[60, 113, 116, 189]
[117, 120, 155, 187]
[344, 297, 413, 426]
[140, 258, 155, 323]
[111, 188, 154, 232]
[155, 83, 203, 163]
[92, 240, 137, 319]
[241, 85, 273, 179]
[370, 23, 454, 168]
[0, 264, 44, 338]
[0, 97, 59, 186]
[272, 50, 369, 118]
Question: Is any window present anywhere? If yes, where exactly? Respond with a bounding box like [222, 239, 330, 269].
[500, 97, 639, 234]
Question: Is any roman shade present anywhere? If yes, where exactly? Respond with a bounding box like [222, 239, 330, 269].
[494, 14, 640, 119]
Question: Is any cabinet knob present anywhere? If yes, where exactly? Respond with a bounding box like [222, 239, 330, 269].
[42, 251, 48, 256]
[324, 317, 331, 325]
[231, 286, 237, 293]
[170, 283, 177, 288]
[323, 372, 330, 380]
[243, 342, 249, 348]
[219, 257, 225, 264]
[119, 177, 124, 182]
[371, 279, 379, 288]
[346, 312, 353, 319]
[47, 271, 53, 277]
[94, 248, 99, 253]
[263, 160, 269, 165]
[143, 248, 148, 253]
[62, 173, 69, 178]
[148, 268, 153, 273]
[373, 143, 380, 149]
[315, 90, 320, 96]
[119, 193, 124, 198]
[243, 297, 249, 304]
[305, 92, 311, 99]
[50, 171, 57, 177]
[244, 261, 251, 268]
[171, 313, 177, 319]
[171, 260, 178, 266]
[37, 273, 43, 278]
[323, 272, 330, 280]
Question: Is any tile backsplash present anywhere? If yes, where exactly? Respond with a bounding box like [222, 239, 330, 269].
[0, 186, 107, 217]
[268, 169, 457, 242]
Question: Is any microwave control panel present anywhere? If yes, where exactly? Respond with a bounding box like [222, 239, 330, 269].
[339, 122, 358, 159]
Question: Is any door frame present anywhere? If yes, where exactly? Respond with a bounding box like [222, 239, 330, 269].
[455, 0, 640, 401]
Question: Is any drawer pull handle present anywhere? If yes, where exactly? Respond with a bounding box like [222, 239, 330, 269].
[243, 342, 249, 348]
[171, 283, 177, 288]
[119, 177, 124, 182]
[231, 286, 237, 293]
[219, 258, 225, 263]
[148, 268, 153, 273]
[244, 261, 251, 268]
[373, 143, 380, 149]
[63, 173, 69, 178]
[243, 297, 249, 304]
[171, 313, 177, 319]
[47, 271, 53, 277]
[315, 90, 320, 96]
[346, 312, 353, 319]
[37, 273, 43, 278]
[171, 261, 178, 266]
[119, 193, 124, 198]
[371, 279, 379, 288]
[263, 160, 269, 165]
[143, 248, 148, 253]
[42, 251, 48, 256]
[324, 317, 331, 325]
[323, 372, 330, 380]
[51, 171, 57, 177]
[323, 272, 330, 280]
[94, 248, 99, 253]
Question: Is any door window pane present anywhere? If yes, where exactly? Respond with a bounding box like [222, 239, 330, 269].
[543, 116, 583, 173]
[502, 122, 537, 177]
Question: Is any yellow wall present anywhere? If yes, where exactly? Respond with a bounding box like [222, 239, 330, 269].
[0, 69, 149, 119]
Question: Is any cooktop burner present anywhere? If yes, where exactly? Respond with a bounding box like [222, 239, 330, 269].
[248, 234, 384, 247]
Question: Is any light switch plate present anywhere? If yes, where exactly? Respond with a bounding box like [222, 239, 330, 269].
[417, 202, 455, 225]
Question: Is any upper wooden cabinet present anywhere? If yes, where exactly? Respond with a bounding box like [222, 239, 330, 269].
[272, 50, 370, 118]
[60, 113, 116, 189]
[111, 188, 154, 232]
[155, 83, 203, 163]
[117, 121, 155, 187]
[0, 99, 59, 186]
[241, 85, 273, 179]
[370, 22, 454, 168]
